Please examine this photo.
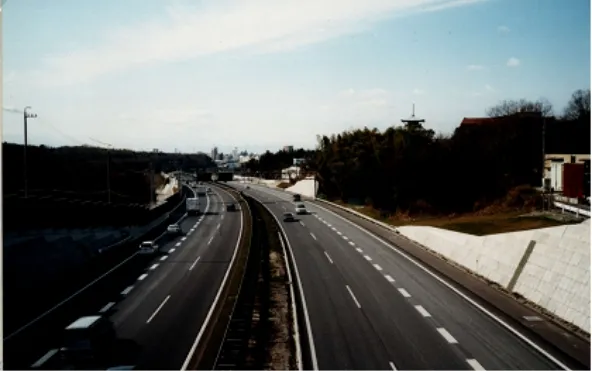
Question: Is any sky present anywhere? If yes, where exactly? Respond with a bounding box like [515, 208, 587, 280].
[2, 0, 590, 154]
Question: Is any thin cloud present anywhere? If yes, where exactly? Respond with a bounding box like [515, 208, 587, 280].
[29, 0, 490, 87]
[506, 57, 520, 67]
[467, 64, 486, 71]
[412, 88, 425, 95]
[497, 25, 510, 33]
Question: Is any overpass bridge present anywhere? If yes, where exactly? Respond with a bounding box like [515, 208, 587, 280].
[195, 168, 235, 181]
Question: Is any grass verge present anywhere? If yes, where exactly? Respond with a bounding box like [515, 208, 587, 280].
[331, 201, 580, 235]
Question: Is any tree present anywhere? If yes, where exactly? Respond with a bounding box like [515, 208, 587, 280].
[562, 89, 590, 121]
[486, 98, 553, 117]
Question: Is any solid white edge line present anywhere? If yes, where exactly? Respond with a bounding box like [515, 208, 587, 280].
[437, 327, 458, 344]
[467, 358, 486, 370]
[389, 361, 398, 370]
[4, 250, 140, 340]
[414, 305, 431, 317]
[278, 231, 304, 371]
[324, 251, 334, 264]
[146, 295, 171, 324]
[345, 285, 362, 309]
[180, 185, 245, 370]
[306, 199, 571, 370]
[257, 197, 318, 370]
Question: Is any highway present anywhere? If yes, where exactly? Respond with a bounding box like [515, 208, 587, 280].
[103, 184, 243, 369]
[231, 181, 570, 371]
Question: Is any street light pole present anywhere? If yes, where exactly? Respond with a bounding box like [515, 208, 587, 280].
[23, 106, 37, 198]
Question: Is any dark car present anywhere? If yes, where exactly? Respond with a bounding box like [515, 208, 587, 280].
[226, 203, 237, 212]
[293, 194, 301, 202]
[283, 212, 296, 222]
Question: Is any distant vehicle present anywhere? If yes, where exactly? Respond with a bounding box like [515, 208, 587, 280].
[295, 204, 307, 215]
[138, 241, 158, 254]
[207, 187, 212, 193]
[226, 203, 237, 212]
[293, 194, 301, 202]
[196, 186, 207, 196]
[246, 185, 250, 189]
[283, 212, 296, 222]
[167, 224, 182, 235]
[186, 197, 200, 215]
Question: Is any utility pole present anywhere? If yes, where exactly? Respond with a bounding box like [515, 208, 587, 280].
[89, 137, 113, 204]
[23, 106, 37, 198]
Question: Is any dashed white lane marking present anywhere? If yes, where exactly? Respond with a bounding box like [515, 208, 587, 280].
[466, 359, 485, 370]
[398, 288, 411, 298]
[310, 232, 317, 240]
[208, 236, 214, 245]
[389, 361, 398, 370]
[189, 256, 201, 271]
[160, 255, 168, 261]
[336, 231, 342, 236]
[146, 295, 171, 324]
[149, 264, 159, 270]
[324, 251, 334, 264]
[345, 285, 361, 309]
[300, 221, 305, 227]
[437, 327, 458, 344]
[355, 248, 364, 253]
[373, 264, 383, 271]
[181, 237, 187, 241]
[138, 274, 148, 281]
[169, 248, 176, 253]
[121, 286, 133, 296]
[414, 305, 431, 317]
[348, 241, 355, 246]
[99, 302, 116, 313]
[221, 215, 224, 220]
[327, 224, 332, 228]
[217, 224, 221, 230]
[364, 255, 372, 261]
[385, 275, 395, 283]
[342, 235, 348, 240]
[175, 242, 181, 247]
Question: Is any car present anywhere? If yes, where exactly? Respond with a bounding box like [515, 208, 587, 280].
[226, 203, 237, 212]
[283, 212, 296, 222]
[246, 185, 250, 189]
[293, 194, 301, 202]
[295, 203, 307, 215]
[167, 224, 182, 235]
[138, 241, 158, 254]
[207, 187, 212, 193]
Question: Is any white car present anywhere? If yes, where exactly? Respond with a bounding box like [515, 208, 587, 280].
[295, 204, 307, 215]
[138, 241, 158, 254]
[167, 224, 182, 235]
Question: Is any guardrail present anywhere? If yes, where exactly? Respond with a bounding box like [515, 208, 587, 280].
[553, 201, 591, 218]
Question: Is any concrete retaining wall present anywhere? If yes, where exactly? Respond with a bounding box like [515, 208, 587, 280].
[397, 220, 591, 332]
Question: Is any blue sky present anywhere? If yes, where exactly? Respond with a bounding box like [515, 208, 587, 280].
[2, 0, 590, 154]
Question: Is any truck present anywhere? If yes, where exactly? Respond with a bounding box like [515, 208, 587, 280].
[31, 315, 117, 369]
[186, 197, 200, 215]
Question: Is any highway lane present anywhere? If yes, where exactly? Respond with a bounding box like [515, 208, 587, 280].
[232, 182, 568, 370]
[237, 184, 470, 370]
[103, 186, 243, 369]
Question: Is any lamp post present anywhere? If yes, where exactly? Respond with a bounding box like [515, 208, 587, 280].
[23, 106, 37, 198]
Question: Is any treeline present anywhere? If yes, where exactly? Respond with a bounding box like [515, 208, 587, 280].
[3, 143, 216, 204]
[244, 148, 317, 176]
[250, 89, 591, 215]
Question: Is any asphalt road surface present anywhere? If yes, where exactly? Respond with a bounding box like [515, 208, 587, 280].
[105, 185, 243, 369]
[231, 181, 570, 371]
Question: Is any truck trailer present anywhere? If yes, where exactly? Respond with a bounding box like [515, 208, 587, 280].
[186, 197, 200, 215]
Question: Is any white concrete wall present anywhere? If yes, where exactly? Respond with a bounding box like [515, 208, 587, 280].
[397, 220, 591, 332]
[286, 178, 318, 198]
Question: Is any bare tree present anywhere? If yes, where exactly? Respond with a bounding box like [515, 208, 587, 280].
[562, 89, 590, 121]
[486, 98, 554, 117]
